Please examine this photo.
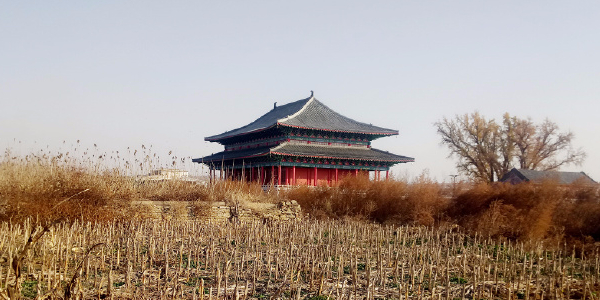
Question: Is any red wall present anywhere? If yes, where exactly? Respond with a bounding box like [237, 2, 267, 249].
[286, 167, 358, 186]
[240, 166, 372, 186]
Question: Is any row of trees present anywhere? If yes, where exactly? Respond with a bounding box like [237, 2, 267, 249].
[435, 112, 586, 182]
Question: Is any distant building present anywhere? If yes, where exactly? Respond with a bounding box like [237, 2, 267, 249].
[193, 92, 414, 186]
[500, 168, 596, 185]
[141, 169, 190, 181]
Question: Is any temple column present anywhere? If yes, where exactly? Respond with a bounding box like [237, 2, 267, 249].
[335, 168, 338, 185]
[278, 165, 282, 186]
[314, 167, 318, 186]
[386, 170, 389, 180]
[292, 166, 296, 185]
[354, 169, 358, 177]
[260, 166, 264, 185]
[271, 166, 275, 186]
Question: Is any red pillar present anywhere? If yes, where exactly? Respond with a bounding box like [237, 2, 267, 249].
[292, 166, 296, 185]
[354, 169, 358, 177]
[314, 167, 318, 186]
[335, 168, 338, 184]
[278, 165, 282, 186]
[271, 166, 275, 186]
[260, 166, 264, 185]
[386, 170, 389, 180]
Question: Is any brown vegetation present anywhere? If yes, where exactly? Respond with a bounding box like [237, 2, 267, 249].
[2, 148, 600, 299]
[0, 151, 276, 224]
[287, 175, 600, 243]
[3, 148, 600, 244]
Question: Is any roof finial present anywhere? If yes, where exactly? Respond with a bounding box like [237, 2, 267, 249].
[274, 102, 277, 109]
[310, 90, 314, 97]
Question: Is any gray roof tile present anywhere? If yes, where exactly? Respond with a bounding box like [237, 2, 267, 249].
[205, 95, 398, 142]
[195, 142, 414, 164]
[271, 143, 413, 162]
[501, 168, 596, 184]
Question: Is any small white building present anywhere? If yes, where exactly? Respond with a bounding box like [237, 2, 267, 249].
[141, 169, 190, 181]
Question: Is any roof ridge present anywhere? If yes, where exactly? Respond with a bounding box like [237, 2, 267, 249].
[277, 95, 314, 124]
[270, 143, 286, 153]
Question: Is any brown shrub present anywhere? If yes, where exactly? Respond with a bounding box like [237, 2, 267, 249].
[285, 173, 448, 225]
[4, 147, 600, 244]
[445, 179, 600, 242]
[0, 159, 135, 223]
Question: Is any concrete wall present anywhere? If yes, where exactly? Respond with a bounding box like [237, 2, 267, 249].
[131, 200, 302, 222]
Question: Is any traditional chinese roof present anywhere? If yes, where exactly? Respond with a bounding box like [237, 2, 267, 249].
[205, 93, 399, 143]
[500, 168, 596, 185]
[271, 143, 413, 162]
[195, 143, 414, 164]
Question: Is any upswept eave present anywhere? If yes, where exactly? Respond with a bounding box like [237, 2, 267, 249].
[204, 96, 312, 142]
[205, 93, 399, 142]
[269, 143, 413, 163]
[196, 143, 414, 164]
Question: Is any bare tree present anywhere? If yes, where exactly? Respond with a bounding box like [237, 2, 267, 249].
[435, 112, 586, 182]
[435, 112, 508, 182]
[510, 117, 586, 170]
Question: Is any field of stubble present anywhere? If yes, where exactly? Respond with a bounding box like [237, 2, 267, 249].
[1, 219, 599, 300]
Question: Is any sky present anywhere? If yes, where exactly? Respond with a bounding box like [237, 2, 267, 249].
[1, 1, 599, 182]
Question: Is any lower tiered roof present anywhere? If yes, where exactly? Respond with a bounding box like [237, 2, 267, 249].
[195, 142, 414, 165]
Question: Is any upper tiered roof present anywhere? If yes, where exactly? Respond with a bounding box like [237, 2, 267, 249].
[205, 93, 399, 143]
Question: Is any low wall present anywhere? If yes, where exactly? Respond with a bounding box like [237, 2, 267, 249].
[131, 200, 302, 222]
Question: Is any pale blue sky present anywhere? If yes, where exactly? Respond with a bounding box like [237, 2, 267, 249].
[1, 1, 599, 181]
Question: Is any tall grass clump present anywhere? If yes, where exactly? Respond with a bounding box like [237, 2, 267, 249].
[286, 174, 449, 225]
[0, 153, 137, 223]
[0, 146, 282, 224]
[448, 179, 600, 243]
[286, 174, 600, 244]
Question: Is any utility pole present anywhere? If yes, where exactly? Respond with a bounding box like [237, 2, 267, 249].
[449, 175, 458, 197]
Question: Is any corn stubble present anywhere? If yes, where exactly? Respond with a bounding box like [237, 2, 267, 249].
[1, 219, 598, 299]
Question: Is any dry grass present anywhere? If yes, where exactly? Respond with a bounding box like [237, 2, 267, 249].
[286, 174, 448, 226]
[3, 146, 600, 245]
[2, 146, 600, 299]
[286, 175, 600, 244]
[0, 148, 277, 224]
